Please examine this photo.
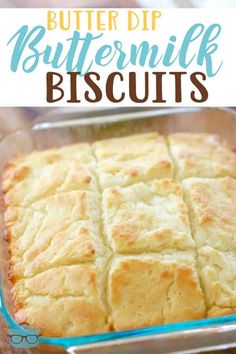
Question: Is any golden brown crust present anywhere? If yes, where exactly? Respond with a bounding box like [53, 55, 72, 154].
[15, 297, 109, 337]
[2, 143, 94, 190]
[93, 133, 173, 189]
[103, 179, 194, 253]
[182, 177, 236, 251]
[6, 191, 107, 279]
[12, 265, 109, 337]
[3, 143, 111, 337]
[108, 253, 206, 330]
[3, 160, 98, 208]
[207, 307, 236, 318]
[168, 133, 236, 179]
[3, 133, 236, 338]
[197, 247, 236, 316]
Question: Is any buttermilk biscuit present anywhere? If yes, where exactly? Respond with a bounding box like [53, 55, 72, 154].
[5, 143, 95, 168]
[3, 159, 98, 207]
[182, 177, 236, 251]
[168, 133, 236, 179]
[4, 132, 236, 338]
[93, 133, 173, 189]
[108, 253, 206, 330]
[197, 247, 236, 318]
[13, 265, 109, 337]
[103, 179, 194, 253]
[6, 191, 108, 279]
[3, 143, 95, 195]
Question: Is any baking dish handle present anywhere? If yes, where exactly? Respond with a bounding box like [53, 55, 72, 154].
[66, 324, 236, 354]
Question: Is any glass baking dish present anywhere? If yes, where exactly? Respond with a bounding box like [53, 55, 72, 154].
[1, 107, 236, 354]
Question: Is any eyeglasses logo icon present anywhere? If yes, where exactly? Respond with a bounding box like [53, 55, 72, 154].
[8, 326, 40, 348]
